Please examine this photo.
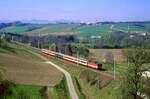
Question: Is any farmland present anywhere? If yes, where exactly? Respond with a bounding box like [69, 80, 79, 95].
[25, 24, 79, 36]
[0, 22, 149, 37]
[0, 41, 65, 84]
[0, 42, 67, 98]
[113, 23, 148, 32]
[0, 53, 63, 86]
[74, 24, 112, 36]
[0, 41, 44, 61]
[89, 49, 125, 63]
[0, 24, 43, 34]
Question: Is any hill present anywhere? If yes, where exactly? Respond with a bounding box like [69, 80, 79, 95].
[25, 24, 79, 36]
[0, 53, 63, 86]
[0, 22, 149, 37]
[0, 41, 63, 86]
[0, 24, 44, 34]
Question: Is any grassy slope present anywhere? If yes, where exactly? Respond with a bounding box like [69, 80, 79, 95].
[0, 42, 64, 85]
[75, 24, 111, 36]
[0, 53, 63, 86]
[0, 24, 44, 34]
[0, 42, 44, 61]
[0, 42, 66, 99]
[0, 43, 43, 99]
[26, 23, 112, 36]
[113, 23, 149, 32]
[43, 54, 121, 99]
[26, 24, 79, 35]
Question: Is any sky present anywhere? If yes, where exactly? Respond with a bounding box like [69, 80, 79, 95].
[0, 0, 150, 22]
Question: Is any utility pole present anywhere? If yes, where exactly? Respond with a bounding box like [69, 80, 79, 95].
[128, 25, 130, 33]
[11, 36, 14, 42]
[38, 39, 40, 49]
[113, 57, 116, 80]
[76, 31, 80, 67]
[49, 43, 51, 50]
[77, 41, 79, 67]
[38, 33, 40, 49]
[127, 57, 129, 67]
[77, 51, 79, 66]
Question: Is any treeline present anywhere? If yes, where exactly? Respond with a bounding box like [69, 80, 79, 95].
[97, 21, 150, 25]
[1, 30, 150, 58]
[0, 21, 26, 29]
[82, 31, 150, 49]
[50, 43, 89, 57]
[0, 32, 76, 46]
[0, 32, 90, 57]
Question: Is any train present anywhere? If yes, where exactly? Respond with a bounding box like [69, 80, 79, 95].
[41, 49, 102, 70]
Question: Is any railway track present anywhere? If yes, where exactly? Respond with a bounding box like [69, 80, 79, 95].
[86, 68, 114, 78]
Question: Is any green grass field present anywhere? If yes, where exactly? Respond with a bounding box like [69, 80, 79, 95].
[0, 41, 44, 61]
[24, 24, 80, 36]
[0, 24, 43, 34]
[74, 24, 111, 36]
[113, 23, 149, 32]
[4, 84, 42, 99]
[28, 24, 79, 33]
[0, 23, 149, 37]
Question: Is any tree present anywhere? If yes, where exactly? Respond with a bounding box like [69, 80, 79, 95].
[141, 76, 150, 98]
[121, 48, 150, 99]
[146, 24, 150, 34]
[0, 39, 9, 50]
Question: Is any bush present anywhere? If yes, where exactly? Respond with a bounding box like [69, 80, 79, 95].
[39, 86, 48, 99]
[55, 77, 70, 99]
[0, 39, 8, 48]
[0, 80, 16, 98]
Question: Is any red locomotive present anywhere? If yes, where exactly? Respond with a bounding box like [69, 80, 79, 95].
[41, 49, 102, 70]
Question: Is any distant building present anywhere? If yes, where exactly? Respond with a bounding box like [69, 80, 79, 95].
[129, 35, 134, 38]
[91, 36, 101, 39]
